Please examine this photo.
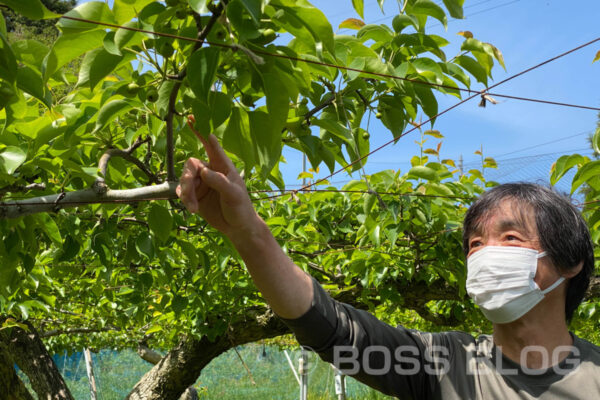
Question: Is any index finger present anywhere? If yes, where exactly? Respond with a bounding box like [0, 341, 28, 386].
[187, 115, 236, 172]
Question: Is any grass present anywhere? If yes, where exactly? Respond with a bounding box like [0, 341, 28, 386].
[36, 344, 392, 399]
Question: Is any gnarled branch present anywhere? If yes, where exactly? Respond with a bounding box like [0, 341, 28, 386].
[94, 136, 155, 193]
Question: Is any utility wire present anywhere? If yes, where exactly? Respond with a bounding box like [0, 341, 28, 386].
[257, 35, 600, 201]
[54, 15, 600, 112]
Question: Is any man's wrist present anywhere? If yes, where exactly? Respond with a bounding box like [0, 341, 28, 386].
[227, 213, 271, 250]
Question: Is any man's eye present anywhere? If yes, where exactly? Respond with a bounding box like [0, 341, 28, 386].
[470, 240, 482, 249]
[506, 235, 519, 241]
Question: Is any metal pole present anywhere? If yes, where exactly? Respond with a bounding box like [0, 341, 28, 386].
[299, 349, 308, 400]
[333, 365, 346, 400]
[302, 154, 307, 186]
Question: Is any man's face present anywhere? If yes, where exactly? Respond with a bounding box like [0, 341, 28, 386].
[466, 200, 562, 292]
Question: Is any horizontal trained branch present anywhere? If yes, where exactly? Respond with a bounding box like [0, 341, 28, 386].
[0, 182, 179, 219]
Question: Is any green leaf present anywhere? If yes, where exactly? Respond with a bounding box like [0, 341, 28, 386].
[414, 84, 438, 122]
[17, 304, 29, 320]
[171, 295, 188, 315]
[392, 15, 418, 33]
[269, 0, 335, 56]
[572, 161, 600, 194]
[77, 48, 124, 90]
[406, 0, 448, 29]
[113, 0, 154, 24]
[94, 99, 134, 134]
[550, 154, 584, 185]
[43, 30, 105, 81]
[249, 110, 282, 177]
[0, 0, 58, 20]
[191, 92, 232, 136]
[455, 55, 487, 85]
[0, 9, 6, 37]
[148, 204, 173, 244]
[135, 232, 155, 259]
[352, 0, 364, 18]
[38, 214, 62, 246]
[103, 31, 122, 56]
[594, 50, 600, 64]
[145, 325, 162, 335]
[0, 146, 26, 174]
[57, 2, 117, 35]
[187, 47, 221, 104]
[223, 106, 255, 172]
[156, 80, 176, 119]
[188, 0, 209, 14]
[11, 39, 49, 71]
[593, 128, 600, 154]
[17, 66, 52, 108]
[408, 165, 438, 181]
[115, 20, 144, 50]
[262, 70, 289, 128]
[442, 0, 465, 19]
[0, 32, 17, 83]
[240, 0, 262, 24]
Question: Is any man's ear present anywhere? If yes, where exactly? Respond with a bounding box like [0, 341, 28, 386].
[563, 261, 584, 279]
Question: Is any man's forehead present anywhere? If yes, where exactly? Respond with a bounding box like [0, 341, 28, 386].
[470, 201, 536, 237]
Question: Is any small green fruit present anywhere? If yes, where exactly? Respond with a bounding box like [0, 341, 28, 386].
[126, 83, 140, 96]
[146, 88, 159, 103]
[362, 132, 370, 139]
[375, 112, 383, 119]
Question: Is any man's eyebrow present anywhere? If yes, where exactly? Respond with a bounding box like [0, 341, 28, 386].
[469, 218, 530, 238]
[497, 219, 527, 231]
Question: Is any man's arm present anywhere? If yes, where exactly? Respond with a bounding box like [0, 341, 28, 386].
[176, 132, 313, 319]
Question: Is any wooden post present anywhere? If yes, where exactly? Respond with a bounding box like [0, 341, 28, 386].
[83, 348, 98, 400]
[299, 349, 308, 400]
[333, 365, 346, 400]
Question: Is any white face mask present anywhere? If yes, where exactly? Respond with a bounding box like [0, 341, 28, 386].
[466, 246, 565, 324]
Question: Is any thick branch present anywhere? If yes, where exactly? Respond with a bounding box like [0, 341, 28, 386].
[138, 345, 163, 365]
[1, 321, 74, 400]
[0, 340, 35, 400]
[165, 3, 224, 182]
[0, 182, 178, 219]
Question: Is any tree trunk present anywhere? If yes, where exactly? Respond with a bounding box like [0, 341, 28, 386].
[3, 321, 74, 400]
[0, 341, 35, 400]
[126, 309, 289, 400]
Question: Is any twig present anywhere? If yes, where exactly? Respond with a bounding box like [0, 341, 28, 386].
[234, 347, 257, 386]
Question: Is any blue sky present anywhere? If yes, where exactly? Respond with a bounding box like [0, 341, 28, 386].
[280, 0, 600, 192]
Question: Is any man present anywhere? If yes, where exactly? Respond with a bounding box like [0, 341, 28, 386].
[177, 134, 600, 399]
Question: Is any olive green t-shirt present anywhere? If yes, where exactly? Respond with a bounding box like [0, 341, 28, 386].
[281, 278, 600, 399]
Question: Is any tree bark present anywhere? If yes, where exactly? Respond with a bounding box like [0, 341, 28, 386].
[0, 182, 178, 219]
[0, 341, 35, 400]
[2, 322, 74, 400]
[126, 309, 288, 400]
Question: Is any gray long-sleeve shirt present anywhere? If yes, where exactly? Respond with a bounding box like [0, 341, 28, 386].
[281, 278, 600, 399]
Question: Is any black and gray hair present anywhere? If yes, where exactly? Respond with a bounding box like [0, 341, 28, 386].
[462, 183, 594, 321]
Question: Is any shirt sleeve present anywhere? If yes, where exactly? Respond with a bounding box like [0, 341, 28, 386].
[279, 277, 445, 399]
